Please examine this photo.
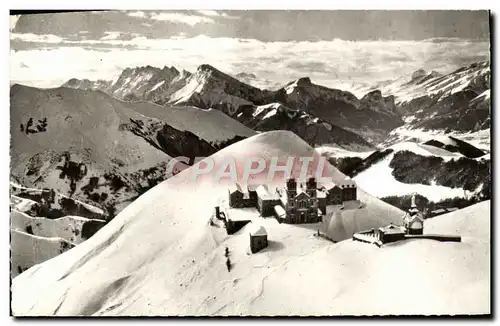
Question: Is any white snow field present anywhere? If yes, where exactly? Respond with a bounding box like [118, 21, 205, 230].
[11, 131, 490, 316]
[316, 146, 374, 159]
[353, 141, 474, 202]
[10, 204, 107, 278]
[10, 209, 105, 245]
[11, 230, 75, 279]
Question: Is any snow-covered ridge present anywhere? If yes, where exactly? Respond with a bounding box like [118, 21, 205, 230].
[353, 140, 486, 202]
[358, 61, 490, 104]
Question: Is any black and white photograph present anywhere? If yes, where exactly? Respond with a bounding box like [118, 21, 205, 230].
[8, 9, 491, 316]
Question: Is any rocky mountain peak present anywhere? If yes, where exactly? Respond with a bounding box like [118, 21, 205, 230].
[197, 64, 221, 74]
[296, 77, 312, 86]
[411, 69, 427, 81]
[163, 66, 180, 75]
[360, 89, 396, 114]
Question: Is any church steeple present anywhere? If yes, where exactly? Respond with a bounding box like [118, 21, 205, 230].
[404, 193, 424, 235]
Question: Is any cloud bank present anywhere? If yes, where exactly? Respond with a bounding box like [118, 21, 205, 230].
[10, 33, 490, 92]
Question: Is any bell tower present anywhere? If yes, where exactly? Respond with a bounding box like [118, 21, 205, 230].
[306, 177, 317, 198]
[286, 178, 297, 199]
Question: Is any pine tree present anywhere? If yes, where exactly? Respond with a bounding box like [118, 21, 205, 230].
[26, 118, 33, 134]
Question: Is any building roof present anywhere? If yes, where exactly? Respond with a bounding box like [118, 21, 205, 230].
[379, 223, 406, 234]
[274, 205, 286, 218]
[256, 185, 279, 200]
[321, 180, 338, 190]
[247, 184, 259, 192]
[228, 183, 240, 194]
[294, 191, 311, 200]
[316, 190, 327, 198]
[339, 178, 356, 188]
[403, 211, 424, 225]
[250, 225, 267, 236]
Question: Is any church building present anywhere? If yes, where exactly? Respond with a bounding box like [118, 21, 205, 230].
[402, 194, 424, 235]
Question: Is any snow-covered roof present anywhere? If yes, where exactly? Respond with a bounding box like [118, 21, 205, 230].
[339, 178, 356, 188]
[228, 183, 250, 198]
[316, 190, 327, 199]
[250, 225, 267, 237]
[247, 184, 259, 192]
[322, 181, 340, 190]
[274, 205, 286, 218]
[228, 183, 242, 194]
[404, 211, 424, 224]
[379, 224, 406, 234]
[256, 185, 279, 200]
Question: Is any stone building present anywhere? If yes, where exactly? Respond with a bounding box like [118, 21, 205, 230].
[322, 182, 343, 205]
[377, 224, 406, 243]
[228, 183, 257, 208]
[339, 179, 357, 202]
[249, 225, 268, 253]
[255, 185, 280, 217]
[280, 177, 321, 224]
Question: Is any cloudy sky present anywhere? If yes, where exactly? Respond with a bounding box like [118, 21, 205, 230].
[10, 10, 490, 90]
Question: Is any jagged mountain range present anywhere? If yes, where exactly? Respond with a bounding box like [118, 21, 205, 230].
[63, 61, 490, 148]
[63, 64, 406, 146]
[374, 61, 491, 145]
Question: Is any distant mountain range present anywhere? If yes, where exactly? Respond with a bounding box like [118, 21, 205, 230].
[62, 61, 490, 147]
[63, 64, 404, 147]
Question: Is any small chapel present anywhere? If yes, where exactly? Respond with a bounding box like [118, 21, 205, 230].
[402, 194, 424, 235]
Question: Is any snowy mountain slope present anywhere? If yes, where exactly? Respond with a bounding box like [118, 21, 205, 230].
[363, 61, 490, 105]
[10, 209, 106, 246]
[130, 103, 256, 144]
[422, 135, 486, 158]
[11, 229, 75, 278]
[63, 78, 112, 92]
[10, 195, 38, 213]
[9, 182, 108, 278]
[378, 61, 490, 145]
[235, 102, 373, 150]
[10, 182, 106, 219]
[315, 146, 374, 159]
[11, 172, 490, 315]
[10, 84, 172, 216]
[11, 84, 254, 216]
[11, 130, 415, 316]
[10, 210, 107, 278]
[353, 141, 489, 201]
